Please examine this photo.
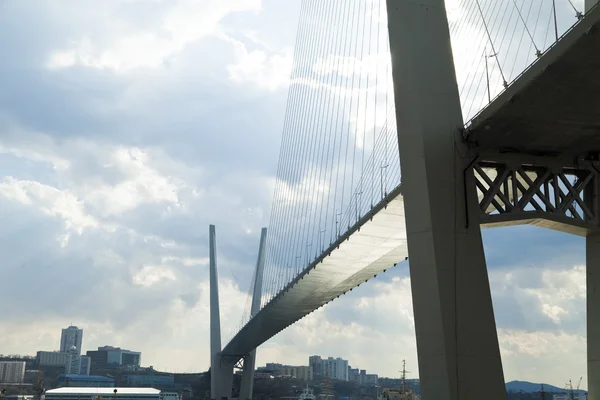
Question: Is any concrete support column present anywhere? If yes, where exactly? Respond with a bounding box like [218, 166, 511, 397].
[212, 354, 234, 400]
[588, 233, 600, 399]
[239, 351, 257, 400]
[239, 228, 267, 400]
[209, 225, 223, 400]
[386, 1, 506, 399]
[586, 0, 598, 13]
[219, 358, 234, 400]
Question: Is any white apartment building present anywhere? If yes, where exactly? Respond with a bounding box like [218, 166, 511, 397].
[309, 356, 349, 381]
[0, 361, 26, 383]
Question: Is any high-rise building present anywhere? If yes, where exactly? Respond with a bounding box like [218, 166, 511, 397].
[308, 356, 348, 381]
[86, 346, 141, 369]
[322, 357, 348, 381]
[0, 361, 26, 383]
[65, 347, 91, 376]
[308, 356, 322, 375]
[60, 326, 83, 355]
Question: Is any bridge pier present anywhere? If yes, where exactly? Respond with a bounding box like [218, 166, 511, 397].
[589, 233, 600, 400]
[209, 225, 223, 400]
[212, 354, 234, 400]
[239, 351, 257, 400]
[387, 1, 506, 399]
[239, 228, 267, 400]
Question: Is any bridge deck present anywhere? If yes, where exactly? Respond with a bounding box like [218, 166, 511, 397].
[222, 3, 600, 360]
[467, 3, 600, 158]
[222, 186, 408, 357]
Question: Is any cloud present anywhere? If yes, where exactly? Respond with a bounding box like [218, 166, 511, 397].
[0, 177, 99, 235]
[225, 34, 293, 91]
[257, 256, 588, 388]
[133, 265, 178, 287]
[0, 0, 591, 391]
[45, 0, 262, 72]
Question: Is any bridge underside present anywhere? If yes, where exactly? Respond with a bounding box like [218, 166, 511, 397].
[222, 0, 600, 369]
[223, 186, 408, 358]
[467, 3, 600, 157]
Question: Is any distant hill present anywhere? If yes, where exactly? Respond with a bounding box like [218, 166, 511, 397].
[506, 380, 586, 394]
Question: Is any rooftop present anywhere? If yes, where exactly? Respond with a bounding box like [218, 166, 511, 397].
[46, 388, 160, 395]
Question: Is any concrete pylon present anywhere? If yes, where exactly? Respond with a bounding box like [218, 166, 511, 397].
[588, 233, 600, 400]
[586, 0, 598, 13]
[386, 1, 506, 399]
[209, 225, 232, 400]
[239, 228, 268, 400]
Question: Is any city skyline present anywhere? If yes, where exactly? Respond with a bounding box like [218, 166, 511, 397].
[0, 0, 590, 391]
[1, 327, 390, 379]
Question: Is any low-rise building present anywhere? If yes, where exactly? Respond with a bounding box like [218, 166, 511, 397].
[37, 350, 90, 375]
[256, 364, 282, 375]
[37, 351, 69, 367]
[57, 374, 115, 387]
[86, 347, 141, 369]
[44, 387, 179, 400]
[552, 394, 587, 400]
[5, 395, 34, 400]
[360, 373, 378, 386]
[254, 372, 273, 379]
[348, 367, 359, 383]
[279, 366, 313, 381]
[23, 370, 40, 385]
[265, 363, 283, 372]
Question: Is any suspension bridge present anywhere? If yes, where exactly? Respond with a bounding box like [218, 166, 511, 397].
[208, 0, 600, 399]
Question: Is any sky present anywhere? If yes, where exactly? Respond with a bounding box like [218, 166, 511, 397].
[0, 0, 592, 391]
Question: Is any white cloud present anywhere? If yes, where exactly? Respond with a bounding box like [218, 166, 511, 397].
[0, 120, 71, 171]
[84, 146, 184, 216]
[490, 264, 586, 327]
[227, 44, 293, 91]
[0, 0, 593, 389]
[500, 329, 586, 386]
[257, 275, 418, 377]
[133, 265, 178, 286]
[223, 32, 293, 91]
[46, 0, 263, 72]
[0, 277, 248, 372]
[0, 177, 99, 235]
[161, 256, 209, 267]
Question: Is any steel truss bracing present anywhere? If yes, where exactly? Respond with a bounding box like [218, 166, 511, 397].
[234, 358, 244, 371]
[471, 154, 600, 235]
[220, 354, 245, 369]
